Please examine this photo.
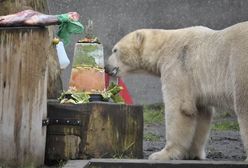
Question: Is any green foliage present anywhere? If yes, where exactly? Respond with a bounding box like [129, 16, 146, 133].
[143, 104, 164, 124]
[144, 133, 160, 141]
[220, 111, 232, 118]
[58, 90, 90, 104]
[211, 121, 239, 131]
[57, 160, 67, 168]
[215, 111, 232, 119]
[102, 82, 124, 104]
[58, 82, 124, 104]
[112, 142, 135, 159]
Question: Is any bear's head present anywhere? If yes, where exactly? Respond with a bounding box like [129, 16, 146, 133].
[105, 30, 145, 77]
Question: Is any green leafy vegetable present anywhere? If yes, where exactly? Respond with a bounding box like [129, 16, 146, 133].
[58, 82, 124, 104]
[58, 90, 90, 104]
[101, 82, 124, 103]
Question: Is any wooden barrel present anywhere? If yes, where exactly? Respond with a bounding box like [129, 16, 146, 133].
[0, 27, 48, 167]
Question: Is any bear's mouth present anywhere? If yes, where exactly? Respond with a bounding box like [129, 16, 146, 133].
[105, 66, 119, 77]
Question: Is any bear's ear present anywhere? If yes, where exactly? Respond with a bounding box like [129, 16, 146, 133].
[135, 31, 144, 48]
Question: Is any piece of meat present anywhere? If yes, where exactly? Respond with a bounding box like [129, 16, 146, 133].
[0, 10, 79, 27]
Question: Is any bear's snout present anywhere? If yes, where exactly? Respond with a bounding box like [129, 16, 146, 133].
[104, 64, 119, 76]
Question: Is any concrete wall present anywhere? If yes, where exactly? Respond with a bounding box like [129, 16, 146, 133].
[48, 0, 248, 104]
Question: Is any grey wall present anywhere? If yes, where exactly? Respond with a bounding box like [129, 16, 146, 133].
[48, 0, 248, 104]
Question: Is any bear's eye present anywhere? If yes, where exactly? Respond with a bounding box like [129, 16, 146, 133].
[113, 49, 117, 53]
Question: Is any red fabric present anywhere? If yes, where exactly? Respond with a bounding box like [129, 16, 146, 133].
[118, 78, 133, 105]
[105, 73, 133, 104]
[105, 73, 110, 87]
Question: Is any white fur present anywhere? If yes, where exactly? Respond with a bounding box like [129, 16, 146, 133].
[107, 22, 248, 160]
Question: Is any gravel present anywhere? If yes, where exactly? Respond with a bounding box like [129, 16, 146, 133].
[143, 120, 247, 161]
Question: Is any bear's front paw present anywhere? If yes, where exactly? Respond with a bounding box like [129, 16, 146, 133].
[149, 146, 187, 160]
[188, 150, 206, 160]
[148, 148, 170, 160]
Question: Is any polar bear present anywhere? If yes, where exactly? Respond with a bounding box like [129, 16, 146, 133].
[105, 22, 248, 161]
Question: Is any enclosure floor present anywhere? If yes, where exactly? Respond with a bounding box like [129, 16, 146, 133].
[143, 113, 246, 160]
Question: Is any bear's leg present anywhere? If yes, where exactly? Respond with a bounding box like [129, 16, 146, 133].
[149, 67, 197, 160]
[233, 94, 248, 161]
[232, 68, 248, 161]
[235, 105, 248, 161]
[149, 101, 197, 160]
[189, 106, 213, 160]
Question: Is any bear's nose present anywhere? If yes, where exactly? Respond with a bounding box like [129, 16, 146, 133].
[104, 64, 119, 76]
[104, 64, 112, 74]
